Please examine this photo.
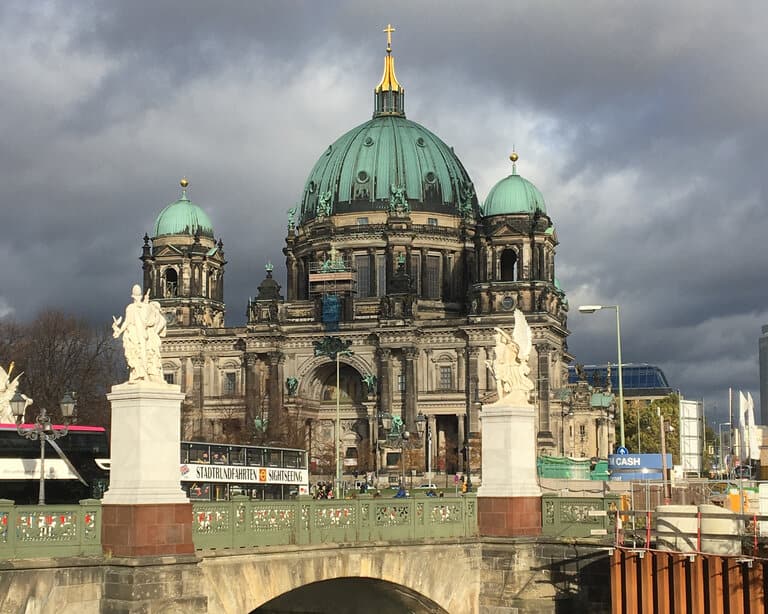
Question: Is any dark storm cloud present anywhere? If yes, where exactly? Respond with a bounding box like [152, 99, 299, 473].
[0, 0, 765, 421]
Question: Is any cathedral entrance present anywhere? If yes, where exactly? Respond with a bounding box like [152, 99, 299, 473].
[304, 361, 372, 478]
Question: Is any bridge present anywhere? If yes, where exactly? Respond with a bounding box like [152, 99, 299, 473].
[0, 493, 613, 613]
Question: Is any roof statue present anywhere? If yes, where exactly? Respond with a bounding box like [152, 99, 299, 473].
[485, 309, 534, 407]
[112, 284, 168, 384]
[0, 362, 32, 423]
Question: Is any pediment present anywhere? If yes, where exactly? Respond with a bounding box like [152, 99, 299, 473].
[154, 245, 184, 258]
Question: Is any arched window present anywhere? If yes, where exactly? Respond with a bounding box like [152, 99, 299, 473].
[164, 268, 178, 297]
[500, 249, 517, 281]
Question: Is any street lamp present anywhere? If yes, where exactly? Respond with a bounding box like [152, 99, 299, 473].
[578, 304, 625, 450]
[657, 406, 673, 504]
[313, 336, 353, 497]
[11, 391, 77, 505]
[718, 422, 732, 477]
[416, 413, 430, 478]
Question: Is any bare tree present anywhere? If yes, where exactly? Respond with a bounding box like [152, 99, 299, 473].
[0, 310, 120, 427]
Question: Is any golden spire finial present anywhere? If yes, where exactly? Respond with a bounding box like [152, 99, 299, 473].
[383, 23, 396, 52]
[180, 177, 189, 188]
[375, 23, 402, 95]
[509, 150, 518, 175]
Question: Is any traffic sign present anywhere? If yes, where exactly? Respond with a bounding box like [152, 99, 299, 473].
[616, 446, 629, 455]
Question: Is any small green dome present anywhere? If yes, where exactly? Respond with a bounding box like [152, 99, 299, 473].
[482, 158, 546, 217]
[153, 181, 214, 238]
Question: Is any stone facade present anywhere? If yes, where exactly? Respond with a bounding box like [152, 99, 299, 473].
[0, 540, 613, 613]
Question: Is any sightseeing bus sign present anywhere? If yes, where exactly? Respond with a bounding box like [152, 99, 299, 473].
[180, 463, 308, 485]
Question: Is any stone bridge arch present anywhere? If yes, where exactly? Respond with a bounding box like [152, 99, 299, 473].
[199, 542, 481, 614]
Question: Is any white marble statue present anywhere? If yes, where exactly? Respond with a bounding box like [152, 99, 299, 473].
[486, 309, 534, 407]
[112, 285, 168, 384]
[0, 362, 32, 423]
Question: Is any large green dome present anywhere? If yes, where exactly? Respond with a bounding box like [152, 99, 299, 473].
[299, 116, 477, 222]
[482, 160, 546, 217]
[153, 181, 214, 238]
[298, 39, 477, 223]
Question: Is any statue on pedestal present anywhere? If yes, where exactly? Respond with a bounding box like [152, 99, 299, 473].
[486, 309, 534, 407]
[0, 362, 32, 423]
[112, 285, 168, 384]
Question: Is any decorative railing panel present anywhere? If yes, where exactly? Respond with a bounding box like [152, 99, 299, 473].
[190, 494, 478, 550]
[0, 499, 102, 559]
[541, 494, 619, 538]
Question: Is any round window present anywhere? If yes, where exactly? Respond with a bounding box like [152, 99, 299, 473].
[501, 296, 515, 311]
[307, 181, 316, 193]
[425, 171, 436, 183]
[416, 137, 426, 147]
[363, 136, 374, 147]
[357, 171, 369, 183]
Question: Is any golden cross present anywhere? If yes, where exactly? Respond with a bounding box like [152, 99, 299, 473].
[383, 23, 396, 50]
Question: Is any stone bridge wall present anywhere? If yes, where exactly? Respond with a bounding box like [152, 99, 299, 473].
[0, 539, 612, 614]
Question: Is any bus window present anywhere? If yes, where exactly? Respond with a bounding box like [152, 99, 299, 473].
[266, 449, 281, 467]
[230, 447, 246, 466]
[187, 483, 211, 501]
[283, 450, 302, 468]
[247, 448, 264, 466]
[211, 446, 229, 465]
[187, 444, 210, 464]
[213, 483, 228, 501]
[230, 484, 249, 497]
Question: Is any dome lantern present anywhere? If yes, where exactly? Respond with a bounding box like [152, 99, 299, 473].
[374, 23, 405, 118]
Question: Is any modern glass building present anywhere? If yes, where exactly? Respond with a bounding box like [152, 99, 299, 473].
[568, 363, 672, 399]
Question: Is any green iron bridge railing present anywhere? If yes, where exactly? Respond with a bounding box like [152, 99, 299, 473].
[0, 498, 103, 559]
[192, 494, 478, 549]
[0, 494, 478, 559]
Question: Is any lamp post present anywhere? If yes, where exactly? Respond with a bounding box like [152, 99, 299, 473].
[11, 391, 76, 505]
[313, 336, 353, 497]
[578, 304, 625, 450]
[416, 413, 430, 478]
[718, 422, 731, 477]
[657, 406, 673, 504]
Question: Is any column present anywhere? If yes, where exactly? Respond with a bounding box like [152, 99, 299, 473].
[368, 248, 377, 296]
[441, 250, 450, 300]
[457, 412, 466, 474]
[424, 348, 433, 392]
[286, 254, 298, 300]
[420, 248, 428, 298]
[536, 344, 553, 445]
[191, 354, 205, 437]
[404, 347, 419, 430]
[467, 347, 480, 433]
[457, 352, 465, 392]
[244, 353, 261, 433]
[267, 351, 285, 439]
[378, 348, 392, 419]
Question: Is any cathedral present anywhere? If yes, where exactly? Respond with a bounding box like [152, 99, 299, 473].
[138, 30, 614, 478]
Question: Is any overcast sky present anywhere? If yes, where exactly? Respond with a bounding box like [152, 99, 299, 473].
[1, 1, 766, 424]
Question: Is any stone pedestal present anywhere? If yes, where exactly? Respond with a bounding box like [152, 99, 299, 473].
[477, 403, 542, 536]
[101, 382, 193, 557]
